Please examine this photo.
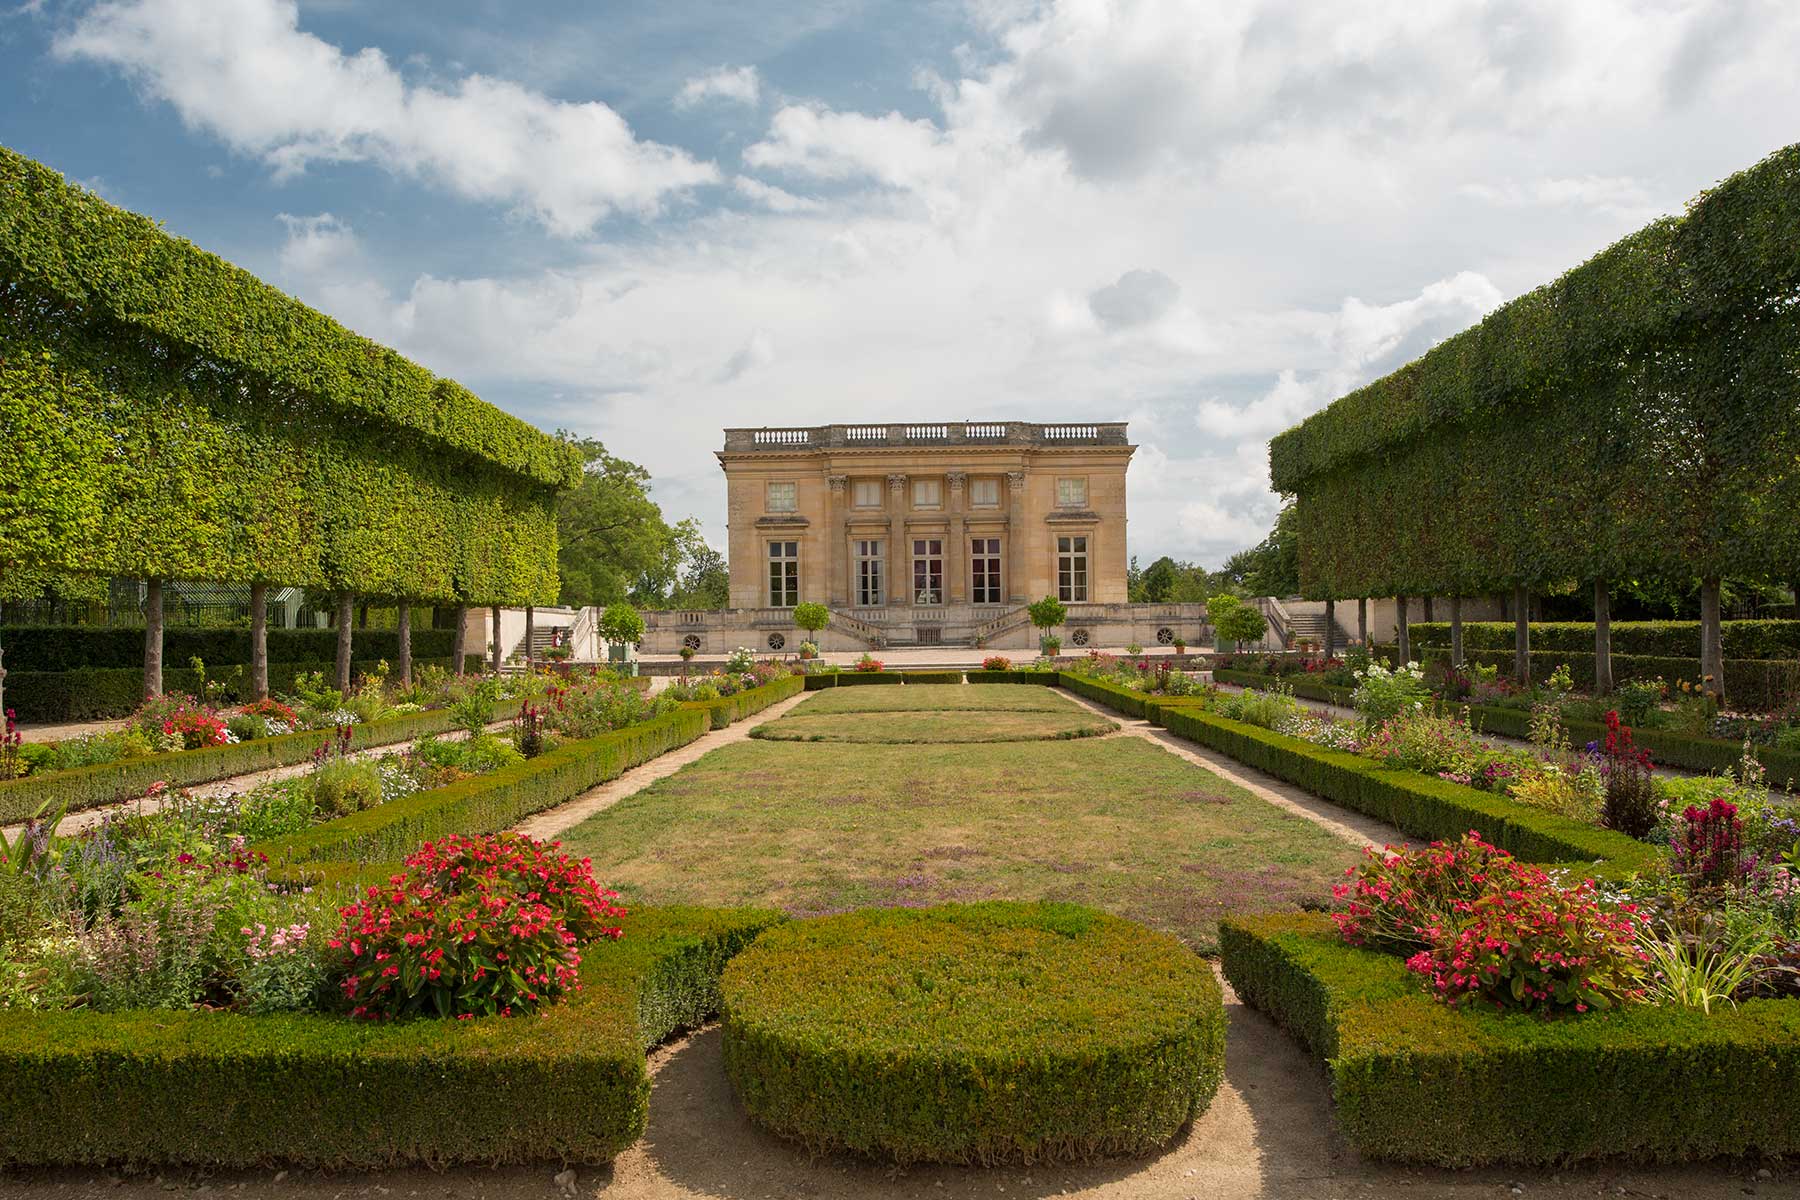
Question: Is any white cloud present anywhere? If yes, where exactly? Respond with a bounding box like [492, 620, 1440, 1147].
[250, 0, 1800, 569]
[675, 65, 762, 109]
[55, 0, 719, 236]
[732, 176, 822, 213]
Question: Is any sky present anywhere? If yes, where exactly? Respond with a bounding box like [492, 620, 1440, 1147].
[4, 0, 1799, 569]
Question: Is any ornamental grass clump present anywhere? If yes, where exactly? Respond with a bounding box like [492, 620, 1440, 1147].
[331, 833, 625, 1020]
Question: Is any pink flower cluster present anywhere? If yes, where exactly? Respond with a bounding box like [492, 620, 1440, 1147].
[242, 921, 311, 960]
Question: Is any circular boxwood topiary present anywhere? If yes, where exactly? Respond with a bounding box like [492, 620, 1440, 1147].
[720, 902, 1225, 1165]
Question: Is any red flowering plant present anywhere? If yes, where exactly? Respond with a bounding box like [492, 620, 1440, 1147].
[1335, 831, 1649, 1015]
[165, 704, 231, 750]
[1332, 832, 1515, 954]
[854, 654, 885, 673]
[1670, 798, 1747, 888]
[982, 655, 1012, 671]
[240, 697, 299, 726]
[330, 833, 626, 1020]
[1406, 877, 1649, 1014]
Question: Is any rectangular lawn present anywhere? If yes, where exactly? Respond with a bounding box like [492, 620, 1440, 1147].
[557, 733, 1359, 952]
[797, 683, 1081, 713]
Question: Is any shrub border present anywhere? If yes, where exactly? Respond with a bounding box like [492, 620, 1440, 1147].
[1, 696, 525, 825]
[963, 669, 1058, 685]
[0, 905, 782, 1169]
[1219, 911, 1800, 1166]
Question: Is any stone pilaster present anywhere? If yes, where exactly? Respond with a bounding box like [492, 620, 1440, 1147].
[946, 471, 967, 604]
[827, 474, 848, 606]
[1005, 470, 1027, 604]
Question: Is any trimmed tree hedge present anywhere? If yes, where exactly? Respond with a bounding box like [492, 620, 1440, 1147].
[721, 903, 1225, 1165]
[1220, 912, 1800, 1166]
[0, 905, 782, 1169]
[1385, 645, 1800, 713]
[0, 143, 578, 607]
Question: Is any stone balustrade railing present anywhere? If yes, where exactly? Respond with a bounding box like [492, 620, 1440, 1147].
[723, 422, 1130, 451]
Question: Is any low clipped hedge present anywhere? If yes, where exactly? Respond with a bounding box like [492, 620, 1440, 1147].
[1220, 912, 1800, 1166]
[0, 626, 457, 673]
[0, 905, 782, 1169]
[963, 669, 1057, 684]
[4, 658, 460, 723]
[1461, 702, 1800, 786]
[256, 677, 801, 865]
[0, 698, 525, 825]
[1063, 675, 1653, 876]
[1212, 668, 1355, 707]
[1059, 672, 1154, 717]
[1408, 618, 1800, 660]
[1212, 668, 1800, 784]
[894, 669, 964, 684]
[1388, 645, 1799, 713]
[683, 673, 804, 728]
[721, 903, 1224, 1165]
[259, 710, 708, 865]
[801, 671, 904, 688]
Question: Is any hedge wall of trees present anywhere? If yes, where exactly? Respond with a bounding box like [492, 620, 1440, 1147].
[0, 144, 579, 608]
[1268, 143, 1800, 602]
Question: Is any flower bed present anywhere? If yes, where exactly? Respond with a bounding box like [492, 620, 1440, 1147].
[0, 699, 526, 824]
[1211, 667, 1800, 783]
[721, 902, 1224, 1165]
[0, 905, 782, 1168]
[1219, 910, 1800, 1165]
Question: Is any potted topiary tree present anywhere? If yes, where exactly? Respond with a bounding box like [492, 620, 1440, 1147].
[1028, 595, 1067, 658]
[597, 602, 646, 677]
[792, 602, 829, 660]
[1207, 594, 1268, 653]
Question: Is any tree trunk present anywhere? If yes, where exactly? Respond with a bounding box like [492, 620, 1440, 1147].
[1423, 596, 1435, 623]
[144, 578, 164, 698]
[1322, 598, 1336, 660]
[1357, 597, 1368, 647]
[335, 592, 354, 694]
[1700, 577, 1724, 702]
[397, 601, 413, 688]
[524, 605, 536, 669]
[1593, 578, 1614, 695]
[1513, 584, 1531, 685]
[1449, 596, 1464, 669]
[1394, 595, 1410, 664]
[490, 606, 503, 674]
[250, 583, 269, 700]
[452, 606, 468, 675]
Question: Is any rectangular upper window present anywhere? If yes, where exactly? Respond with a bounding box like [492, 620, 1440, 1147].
[852, 479, 883, 508]
[912, 478, 942, 508]
[766, 481, 797, 512]
[970, 477, 1000, 507]
[1056, 477, 1088, 508]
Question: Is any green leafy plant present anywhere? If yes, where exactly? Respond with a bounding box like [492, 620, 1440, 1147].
[597, 603, 647, 648]
[1027, 595, 1067, 650]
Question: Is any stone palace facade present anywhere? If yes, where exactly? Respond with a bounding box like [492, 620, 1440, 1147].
[642, 422, 1214, 654]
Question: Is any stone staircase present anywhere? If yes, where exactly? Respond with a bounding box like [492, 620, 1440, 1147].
[1285, 609, 1347, 650]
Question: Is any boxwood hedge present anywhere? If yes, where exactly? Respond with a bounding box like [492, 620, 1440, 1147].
[1408, 618, 1800, 661]
[685, 673, 804, 727]
[1393, 645, 1800, 713]
[894, 669, 965, 684]
[0, 696, 523, 825]
[721, 902, 1224, 1165]
[1062, 674, 1656, 877]
[4, 656, 464, 723]
[1220, 912, 1800, 1166]
[963, 669, 1058, 684]
[801, 671, 904, 688]
[0, 905, 782, 1169]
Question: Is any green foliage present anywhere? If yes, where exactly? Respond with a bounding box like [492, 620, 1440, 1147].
[1026, 595, 1067, 632]
[309, 759, 383, 818]
[0, 145, 573, 605]
[1220, 504, 1301, 597]
[1220, 912, 1800, 1166]
[553, 436, 710, 608]
[962, 670, 1059, 684]
[0, 905, 781, 1169]
[1407, 645, 1799, 713]
[1207, 594, 1269, 647]
[721, 903, 1225, 1165]
[1270, 143, 1800, 599]
[596, 602, 647, 646]
[790, 602, 829, 634]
